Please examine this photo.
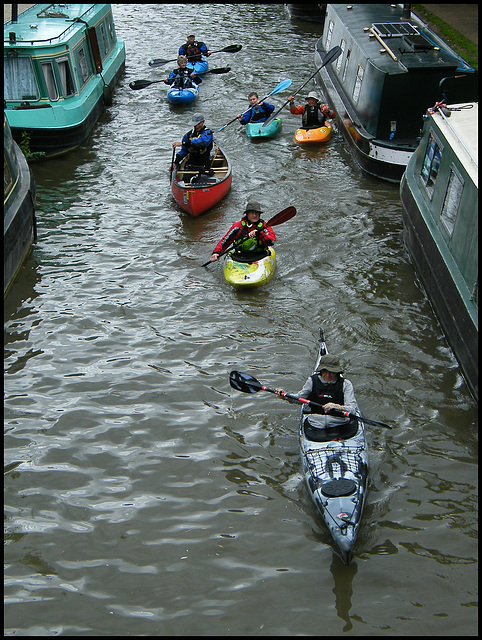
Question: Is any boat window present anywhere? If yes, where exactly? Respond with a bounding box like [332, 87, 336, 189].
[420, 132, 443, 199]
[325, 20, 334, 50]
[76, 45, 92, 86]
[99, 22, 111, 56]
[342, 49, 351, 82]
[57, 58, 76, 97]
[336, 40, 346, 74]
[4, 57, 40, 101]
[440, 166, 464, 237]
[353, 65, 364, 104]
[40, 62, 59, 100]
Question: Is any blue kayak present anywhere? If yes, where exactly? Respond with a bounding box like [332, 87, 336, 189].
[187, 58, 208, 75]
[246, 117, 282, 139]
[167, 83, 199, 105]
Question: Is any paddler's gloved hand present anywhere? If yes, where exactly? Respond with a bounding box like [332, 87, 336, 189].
[275, 389, 299, 404]
[324, 402, 345, 413]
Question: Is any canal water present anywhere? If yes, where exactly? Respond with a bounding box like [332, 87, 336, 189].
[4, 5, 477, 636]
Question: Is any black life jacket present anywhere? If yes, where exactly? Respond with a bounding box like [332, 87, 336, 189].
[302, 104, 326, 128]
[172, 68, 194, 89]
[249, 104, 270, 123]
[186, 125, 213, 162]
[309, 374, 345, 413]
[185, 41, 204, 61]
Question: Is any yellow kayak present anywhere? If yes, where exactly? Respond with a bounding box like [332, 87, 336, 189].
[294, 122, 333, 144]
[223, 247, 276, 287]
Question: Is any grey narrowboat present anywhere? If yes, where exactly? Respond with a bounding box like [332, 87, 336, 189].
[400, 102, 478, 400]
[313, 4, 477, 182]
[4, 114, 37, 297]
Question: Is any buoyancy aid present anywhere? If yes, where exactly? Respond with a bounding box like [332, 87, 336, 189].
[171, 68, 195, 89]
[235, 220, 266, 252]
[249, 104, 269, 123]
[185, 41, 204, 61]
[309, 374, 345, 413]
[302, 104, 326, 128]
[186, 125, 213, 157]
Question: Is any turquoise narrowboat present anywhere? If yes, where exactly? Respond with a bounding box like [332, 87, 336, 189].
[4, 4, 126, 160]
[400, 102, 478, 400]
[4, 114, 37, 297]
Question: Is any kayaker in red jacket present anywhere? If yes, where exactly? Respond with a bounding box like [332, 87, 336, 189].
[210, 200, 276, 262]
[289, 91, 335, 129]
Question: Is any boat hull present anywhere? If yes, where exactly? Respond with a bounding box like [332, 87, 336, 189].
[246, 118, 282, 139]
[171, 144, 232, 217]
[4, 4, 126, 160]
[223, 247, 276, 287]
[167, 84, 199, 105]
[294, 122, 333, 144]
[187, 59, 208, 75]
[4, 119, 36, 297]
[299, 333, 368, 563]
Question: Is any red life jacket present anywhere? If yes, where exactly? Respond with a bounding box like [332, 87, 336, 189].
[185, 41, 204, 61]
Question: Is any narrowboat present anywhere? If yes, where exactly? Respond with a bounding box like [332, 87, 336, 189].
[4, 114, 36, 297]
[313, 4, 477, 182]
[171, 143, 232, 217]
[400, 101, 478, 401]
[4, 4, 126, 160]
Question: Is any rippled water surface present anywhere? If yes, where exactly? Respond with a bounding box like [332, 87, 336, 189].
[4, 4, 477, 636]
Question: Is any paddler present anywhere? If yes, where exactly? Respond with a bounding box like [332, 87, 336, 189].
[171, 113, 214, 175]
[210, 200, 276, 262]
[275, 354, 357, 429]
[288, 91, 335, 130]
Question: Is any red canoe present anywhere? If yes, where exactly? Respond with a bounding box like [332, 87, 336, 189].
[171, 143, 232, 217]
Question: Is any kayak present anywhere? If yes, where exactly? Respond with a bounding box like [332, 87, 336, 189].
[246, 118, 282, 139]
[171, 142, 232, 217]
[187, 58, 208, 75]
[223, 247, 276, 287]
[294, 121, 333, 144]
[299, 329, 368, 564]
[167, 83, 199, 105]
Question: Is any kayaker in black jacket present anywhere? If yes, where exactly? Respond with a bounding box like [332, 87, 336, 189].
[163, 56, 202, 89]
[275, 354, 356, 428]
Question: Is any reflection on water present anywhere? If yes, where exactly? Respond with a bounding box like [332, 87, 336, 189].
[4, 3, 477, 637]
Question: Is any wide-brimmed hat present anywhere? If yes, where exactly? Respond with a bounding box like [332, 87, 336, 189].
[305, 91, 320, 102]
[316, 354, 343, 373]
[244, 200, 263, 214]
[190, 113, 205, 126]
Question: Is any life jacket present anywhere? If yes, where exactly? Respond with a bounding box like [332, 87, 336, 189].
[249, 104, 269, 123]
[302, 104, 326, 128]
[172, 68, 194, 89]
[185, 41, 204, 62]
[309, 374, 345, 413]
[186, 125, 213, 158]
[235, 219, 266, 253]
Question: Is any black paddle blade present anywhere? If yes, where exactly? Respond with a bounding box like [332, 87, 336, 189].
[223, 44, 242, 53]
[208, 66, 231, 74]
[229, 371, 262, 393]
[129, 80, 156, 90]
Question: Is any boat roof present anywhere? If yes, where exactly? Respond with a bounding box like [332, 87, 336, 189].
[328, 4, 474, 73]
[432, 102, 478, 188]
[4, 4, 107, 48]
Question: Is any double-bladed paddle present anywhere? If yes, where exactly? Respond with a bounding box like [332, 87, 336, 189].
[261, 45, 342, 128]
[148, 44, 242, 68]
[229, 370, 393, 429]
[130, 67, 231, 90]
[217, 78, 292, 132]
[201, 206, 296, 267]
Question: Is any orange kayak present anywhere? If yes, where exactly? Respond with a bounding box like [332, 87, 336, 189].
[294, 122, 333, 145]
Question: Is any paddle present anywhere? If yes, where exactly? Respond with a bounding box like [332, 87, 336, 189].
[201, 206, 296, 267]
[217, 78, 292, 132]
[229, 370, 393, 429]
[261, 45, 342, 128]
[149, 44, 242, 68]
[130, 67, 231, 90]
